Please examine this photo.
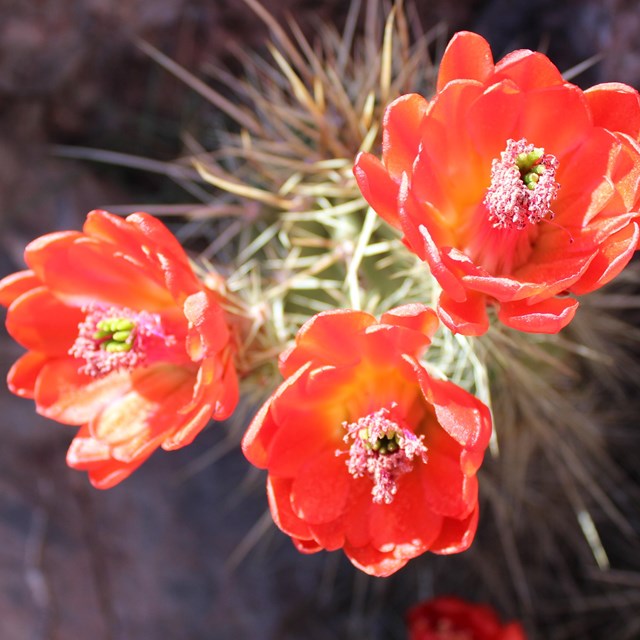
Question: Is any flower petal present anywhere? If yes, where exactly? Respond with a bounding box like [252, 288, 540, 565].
[467, 80, 524, 163]
[415, 222, 467, 302]
[34, 359, 132, 425]
[66, 425, 153, 490]
[436, 31, 494, 90]
[267, 388, 336, 477]
[291, 448, 350, 525]
[267, 476, 314, 541]
[493, 49, 564, 90]
[344, 543, 409, 577]
[381, 93, 429, 180]
[554, 128, 619, 225]
[83, 210, 151, 266]
[125, 212, 196, 274]
[422, 377, 492, 455]
[89, 364, 195, 463]
[410, 145, 454, 219]
[369, 472, 443, 555]
[424, 80, 484, 185]
[353, 152, 402, 228]
[279, 309, 374, 376]
[407, 597, 510, 638]
[291, 537, 323, 554]
[183, 290, 231, 358]
[25, 232, 174, 310]
[498, 296, 579, 333]
[342, 480, 374, 549]
[307, 519, 345, 552]
[517, 84, 592, 157]
[570, 222, 640, 295]
[211, 354, 239, 421]
[364, 323, 433, 364]
[241, 396, 277, 469]
[493, 250, 595, 303]
[86, 210, 201, 301]
[5, 287, 84, 355]
[242, 363, 311, 468]
[501, 623, 528, 640]
[160, 403, 212, 451]
[7, 351, 48, 398]
[419, 448, 478, 519]
[436, 289, 489, 336]
[0, 270, 40, 307]
[585, 82, 640, 138]
[430, 506, 479, 555]
[380, 303, 439, 342]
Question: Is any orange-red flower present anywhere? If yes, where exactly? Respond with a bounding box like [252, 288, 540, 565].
[242, 304, 492, 576]
[354, 31, 640, 335]
[0, 210, 238, 489]
[407, 596, 527, 640]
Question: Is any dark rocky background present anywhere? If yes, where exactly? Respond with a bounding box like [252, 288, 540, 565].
[1, 1, 639, 639]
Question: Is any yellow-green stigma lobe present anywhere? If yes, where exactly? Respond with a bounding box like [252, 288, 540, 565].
[367, 431, 400, 454]
[94, 317, 136, 352]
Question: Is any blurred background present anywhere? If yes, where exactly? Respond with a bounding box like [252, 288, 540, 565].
[1, 1, 639, 638]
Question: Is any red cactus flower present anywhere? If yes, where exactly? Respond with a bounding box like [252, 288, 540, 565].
[241, 304, 492, 577]
[0, 210, 238, 489]
[407, 596, 527, 640]
[354, 31, 640, 335]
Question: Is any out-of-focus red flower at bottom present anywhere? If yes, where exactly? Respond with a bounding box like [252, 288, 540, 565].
[407, 597, 527, 640]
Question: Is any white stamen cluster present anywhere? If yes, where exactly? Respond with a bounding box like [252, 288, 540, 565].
[484, 138, 559, 230]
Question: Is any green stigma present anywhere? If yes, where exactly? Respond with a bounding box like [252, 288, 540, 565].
[364, 429, 400, 455]
[94, 317, 136, 352]
[515, 148, 544, 171]
[515, 147, 546, 190]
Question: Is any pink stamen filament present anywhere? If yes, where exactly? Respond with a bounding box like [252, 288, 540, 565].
[341, 403, 427, 504]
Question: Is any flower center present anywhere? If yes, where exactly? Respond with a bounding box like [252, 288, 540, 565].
[69, 304, 177, 377]
[483, 138, 560, 230]
[342, 403, 427, 504]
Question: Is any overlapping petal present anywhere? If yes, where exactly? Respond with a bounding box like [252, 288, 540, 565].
[241, 304, 492, 576]
[354, 31, 640, 335]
